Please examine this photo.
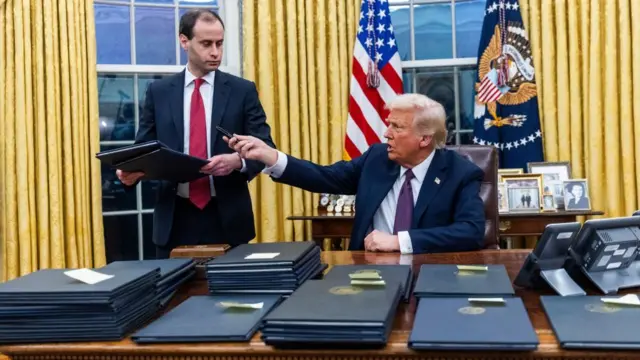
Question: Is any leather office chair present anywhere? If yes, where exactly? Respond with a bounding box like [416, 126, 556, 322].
[446, 145, 500, 249]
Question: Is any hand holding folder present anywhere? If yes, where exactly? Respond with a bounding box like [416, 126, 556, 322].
[96, 141, 209, 183]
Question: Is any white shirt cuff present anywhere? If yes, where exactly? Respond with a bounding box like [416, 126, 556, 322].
[398, 231, 413, 254]
[399, 254, 413, 265]
[239, 158, 247, 173]
[261, 150, 288, 178]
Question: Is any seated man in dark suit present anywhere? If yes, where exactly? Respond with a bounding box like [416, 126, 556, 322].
[225, 94, 485, 254]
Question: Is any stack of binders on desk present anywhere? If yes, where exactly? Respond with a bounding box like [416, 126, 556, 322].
[205, 241, 327, 295]
[100, 258, 196, 307]
[131, 295, 282, 343]
[0, 267, 160, 344]
[261, 279, 402, 348]
[323, 264, 413, 302]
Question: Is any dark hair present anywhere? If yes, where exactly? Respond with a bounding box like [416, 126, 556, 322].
[565, 181, 585, 193]
[179, 9, 225, 39]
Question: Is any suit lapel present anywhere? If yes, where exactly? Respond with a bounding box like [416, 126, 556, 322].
[413, 149, 448, 225]
[210, 71, 230, 152]
[168, 71, 185, 151]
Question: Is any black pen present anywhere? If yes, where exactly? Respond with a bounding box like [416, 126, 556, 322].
[215, 125, 234, 138]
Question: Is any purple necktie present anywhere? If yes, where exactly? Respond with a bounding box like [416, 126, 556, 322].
[393, 169, 414, 234]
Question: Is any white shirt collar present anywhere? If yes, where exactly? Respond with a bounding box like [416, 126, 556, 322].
[184, 65, 215, 87]
[399, 150, 435, 184]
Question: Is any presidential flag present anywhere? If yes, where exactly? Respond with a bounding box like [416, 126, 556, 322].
[344, 0, 403, 160]
[472, 0, 543, 169]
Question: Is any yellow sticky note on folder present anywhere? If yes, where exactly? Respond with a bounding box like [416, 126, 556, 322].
[217, 301, 264, 310]
[601, 294, 640, 307]
[351, 279, 386, 286]
[349, 271, 382, 280]
[456, 265, 488, 272]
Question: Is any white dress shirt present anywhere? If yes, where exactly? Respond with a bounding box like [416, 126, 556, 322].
[177, 67, 245, 198]
[263, 150, 435, 254]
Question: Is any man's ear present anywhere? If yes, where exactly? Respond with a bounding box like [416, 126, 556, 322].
[419, 135, 433, 148]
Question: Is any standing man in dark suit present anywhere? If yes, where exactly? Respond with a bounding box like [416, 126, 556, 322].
[116, 9, 275, 258]
[225, 94, 485, 254]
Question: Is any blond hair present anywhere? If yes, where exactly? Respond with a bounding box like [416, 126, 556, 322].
[386, 94, 447, 149]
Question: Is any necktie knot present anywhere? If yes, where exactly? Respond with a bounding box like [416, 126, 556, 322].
[194, 78, 204, 89]
[404, 169, 414, 182]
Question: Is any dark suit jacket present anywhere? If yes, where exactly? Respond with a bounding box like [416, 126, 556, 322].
[273, 144, 485, 253]
[135, 70, 275, 247]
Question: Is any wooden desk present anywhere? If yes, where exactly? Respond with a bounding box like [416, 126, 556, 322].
[0, 250, 637, 359]
[287, 210, 604, 249]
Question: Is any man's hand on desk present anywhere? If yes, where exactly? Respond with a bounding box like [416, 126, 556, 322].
[116, 170, 144, 186]
[200, 153, 242, 176]
[364, 230, 400, 252]
[224, 135, 278, 166]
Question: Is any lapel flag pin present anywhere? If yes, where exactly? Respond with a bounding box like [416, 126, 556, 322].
[435, 177, 441, 185]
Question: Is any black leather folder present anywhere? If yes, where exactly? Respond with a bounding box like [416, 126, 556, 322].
[408, 297, 538, 351]
[413, 264, 515, 297]
[206, 241, 317, 268]
[323, 264, 413, 301]
[131, 295, 282, 343]
[541, 295, 640, 349]
[96, 141, 209, 183]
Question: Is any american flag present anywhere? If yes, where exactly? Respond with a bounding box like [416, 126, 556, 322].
[344, 0, 403, 160]
[477, 68, 509, 103]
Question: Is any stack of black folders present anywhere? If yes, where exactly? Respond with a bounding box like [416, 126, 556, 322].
[95, 140, 209, 183]
[323, 264, 413, 302]
[100, 258, 196, 307]
[0, 267, 160, 344]
[408, 264, 538, 351]
[260, 278, 402, 348]
[205, 241, 327, 295]
[131, 295, 282, 343]
[541, 295, 640, 349]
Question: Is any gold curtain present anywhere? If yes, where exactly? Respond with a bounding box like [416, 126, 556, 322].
[519, 0, 640, 219]
[0, 0, 106, 281]
[243, 0, 361, 243]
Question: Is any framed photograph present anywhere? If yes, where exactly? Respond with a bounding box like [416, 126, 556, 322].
[502, 174, 543, 213]
[542, 194, 557, 212]
[563, 179, 591, 211]
[498, 168, 524, 182]
[498, 183, 509, 213]
[527, 161, 571, 208]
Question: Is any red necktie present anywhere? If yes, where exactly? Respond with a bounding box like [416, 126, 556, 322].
[189, 78, 210, 209]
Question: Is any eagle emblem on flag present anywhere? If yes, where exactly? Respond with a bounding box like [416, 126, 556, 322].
[474, 23, 537, 130]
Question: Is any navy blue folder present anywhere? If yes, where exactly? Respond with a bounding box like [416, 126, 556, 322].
[323, 264, 413, 301]
[131, 295, 282, 343]
[541, 295, 640, 349]
[206, 241, 317, 268]
[408, 297, 538, 351]
[413, 264, 515, 297]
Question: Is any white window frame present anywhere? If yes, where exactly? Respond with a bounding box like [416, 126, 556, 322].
[96, 0, 242, 260]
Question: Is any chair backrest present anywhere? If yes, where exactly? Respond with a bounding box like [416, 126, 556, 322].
[446, 145, 499, 249]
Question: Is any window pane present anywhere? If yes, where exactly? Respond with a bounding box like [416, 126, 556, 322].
[95, 4, 131, 64]
[142, 180, 161, 209]
[458, 67, 478, 131]
[389, 5, 410, 61]
[135, 6, 177, 65]
[143, 214, 157, 259]
[104, 215, 140, 262]
[138, 74, 169, 103]
[415, 67, 456, 135]
[98, 74, 136, 141]
[414, 3, 453, 60]
[179, 0, 218, 5]
[402, 70, 413, 93]
[455, 0, 485, 58]
[100, 145, 138, 212]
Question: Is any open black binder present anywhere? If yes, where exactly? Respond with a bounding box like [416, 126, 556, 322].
[96, 141, 209, 183]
